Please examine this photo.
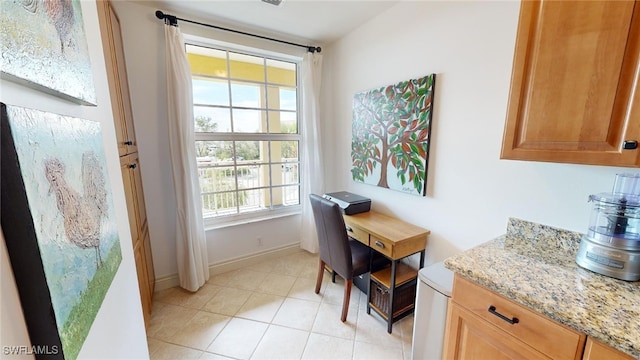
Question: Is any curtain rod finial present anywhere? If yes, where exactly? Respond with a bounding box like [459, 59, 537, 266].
[309, 46, 321, 53]
[155, 10, 165, 19]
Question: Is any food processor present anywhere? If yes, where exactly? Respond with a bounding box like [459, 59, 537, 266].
[575, 173, 640, 281]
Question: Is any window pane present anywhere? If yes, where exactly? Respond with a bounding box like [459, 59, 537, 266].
[266, 59, 296, 86]
[238, 164, 268, 190]
[269, 111, 297, 134]
[194, 106, 231, 132]
[232, 109, 264, 133]
[279, 185, 300, 206]
[240, 188, 270, 212]
[235, 140, 263, 162]
[231, 82, 263, 108]
[271, 164, 298, 185]
[186, 46, 227, 78]
[202, 191, 237, 217]
[196, 141, 234, 164]
[273, 140, 299, 162]
[229, 52, 264, 82]
[193, 78, 229, 106]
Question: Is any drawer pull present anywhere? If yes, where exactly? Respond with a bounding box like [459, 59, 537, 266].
[488, 305, 519, 325]
[346, 226, 353, 232]
[374, 240, 385, 248]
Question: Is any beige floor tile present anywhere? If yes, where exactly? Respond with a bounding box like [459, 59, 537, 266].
[199, 352, 236, 360]
[201, 286, 252, 316]
[168, 311, 230, 350]
[355, 307, 403, 348]
[256, 272, 297, 296]
[246, 259, 278, 273]
[223, 269, 269, 291]
[287, 277, 325, 302]
[147, 302, 198, 339]
[150, 341, 203, 360]
[206, 318, 269, 359]
[300, 333, 354, 360]
[154, 287, 195, 306]
[181, 284, 224, 310]
[236, 292, 285, 323]
[353, 341, 404, 360]
[311, 302, 357, 340]
[147, 337, 164, 358]
[320, 278, 361, 309]
[272, 297, 320, 331]
[270, 256, 307, 277]
[251, 324, 309, 360]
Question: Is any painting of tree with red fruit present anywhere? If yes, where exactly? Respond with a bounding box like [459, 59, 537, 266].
[351, 74, 435, 196]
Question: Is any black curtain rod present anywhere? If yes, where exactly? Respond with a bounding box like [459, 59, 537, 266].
[155, 10, 321, 53]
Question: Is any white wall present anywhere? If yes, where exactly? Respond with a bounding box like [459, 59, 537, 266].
[111, 1, 307, 282]
[323, 1, 632, 265]
[0, 1, 148, 358]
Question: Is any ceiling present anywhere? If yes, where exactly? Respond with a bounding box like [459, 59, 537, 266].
[138, 0, 400, 44]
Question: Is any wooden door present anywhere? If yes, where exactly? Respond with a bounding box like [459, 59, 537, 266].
[501, 0, 640, 166]
[443, 303, 548, 360]
[97, 0, 137, 156]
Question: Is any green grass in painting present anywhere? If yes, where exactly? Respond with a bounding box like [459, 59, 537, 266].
[60, 243, 122, 360]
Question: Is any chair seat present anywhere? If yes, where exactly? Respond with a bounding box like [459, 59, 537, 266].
[349, 239, 370, 277]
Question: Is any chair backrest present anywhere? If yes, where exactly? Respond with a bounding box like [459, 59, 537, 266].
[309, 194, 354, 279]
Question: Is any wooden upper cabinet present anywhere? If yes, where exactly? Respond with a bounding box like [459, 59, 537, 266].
[98, 0, 137, 156]
[501, 0, 640, 166]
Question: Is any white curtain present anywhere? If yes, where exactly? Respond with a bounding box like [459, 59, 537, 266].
[164, 24, 209, 291]
[300, 52, 324, 253]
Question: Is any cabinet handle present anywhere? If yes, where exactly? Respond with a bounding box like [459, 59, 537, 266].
[623, 141, 638, 150]
[124, 140, 133, 145]
[346, 226, 353, 232]
[374, 240, 385, 248]
[129, 163, 137, 169]
[488, 305, 519, 325]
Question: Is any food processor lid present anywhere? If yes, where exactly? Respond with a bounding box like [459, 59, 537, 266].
[589, 192, 640, 207]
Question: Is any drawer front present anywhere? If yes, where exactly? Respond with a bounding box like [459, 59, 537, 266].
[344, 219, 369, 246]
[452, 276, 585, 360]
[370, 235, 393, 258]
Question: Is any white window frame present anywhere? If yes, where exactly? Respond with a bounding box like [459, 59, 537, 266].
[185, 38, 304, 229]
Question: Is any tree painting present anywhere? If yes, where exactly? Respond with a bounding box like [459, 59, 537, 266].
[351, 74, 435, 196]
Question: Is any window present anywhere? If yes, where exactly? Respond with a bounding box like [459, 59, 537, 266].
[186, 44, 301, 222]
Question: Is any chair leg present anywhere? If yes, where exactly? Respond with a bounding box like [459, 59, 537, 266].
[315, 259, 325, 294]
[332, 270, 337, 283]
[341, 279, 352, 322]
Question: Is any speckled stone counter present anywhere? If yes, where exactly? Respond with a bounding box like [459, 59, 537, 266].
[444, 218, 640, 358]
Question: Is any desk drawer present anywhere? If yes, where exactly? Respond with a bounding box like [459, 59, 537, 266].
[452, 276, 585, 360]
[371, 235, 393, 258]
[345, 219, 369, 246]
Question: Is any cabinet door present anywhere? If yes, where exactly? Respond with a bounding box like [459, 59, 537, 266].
[133, 239, 152, 325]
[501, 0, 640, 166]
[142, 227, 155, 295]
[443, 302, 548, 360]
[582, 338, 635, 360]
[97, 0, 137, 156]
[120, 154, 139, 244]
[119, 154, 147, 243]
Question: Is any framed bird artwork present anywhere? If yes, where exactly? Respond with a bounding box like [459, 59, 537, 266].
[0, 0, 97, 105]
[1, 103, 121, 360]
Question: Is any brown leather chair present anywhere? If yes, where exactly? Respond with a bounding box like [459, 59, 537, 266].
[309, 194, 370, 322]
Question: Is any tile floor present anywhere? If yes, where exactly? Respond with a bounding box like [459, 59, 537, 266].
[147, 251, 415, 360]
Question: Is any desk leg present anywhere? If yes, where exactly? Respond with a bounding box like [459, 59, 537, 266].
[419, 250, 425, 269]
[366, 248, 372, 315]
[387, 260, 397, 333]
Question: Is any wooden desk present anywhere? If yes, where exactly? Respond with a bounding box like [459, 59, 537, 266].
[344, 210, 430, 333]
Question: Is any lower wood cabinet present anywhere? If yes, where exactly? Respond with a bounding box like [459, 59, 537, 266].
[582, 338, 635, 360]
[443, 275, 586, 360]
[120, 154, 154, 325]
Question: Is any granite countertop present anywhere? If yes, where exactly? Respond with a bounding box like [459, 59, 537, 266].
[444, 218, 640, 358]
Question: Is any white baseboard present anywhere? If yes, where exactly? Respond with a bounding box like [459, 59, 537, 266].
[154, 243, 303, 292]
